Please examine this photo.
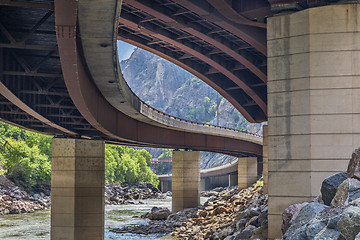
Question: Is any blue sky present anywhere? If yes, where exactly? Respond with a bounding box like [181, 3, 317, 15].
[117, 40, 137, 61]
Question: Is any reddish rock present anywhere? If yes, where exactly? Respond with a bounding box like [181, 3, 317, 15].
[281, 202, 308, 234]
[348, 147, 360, 180]
[331, 179, 349, 208]
[2, 195, 10, 201]
[196, 210, 207, 218]
[213, 206, 227, 215]
[331, 178, 360, 208]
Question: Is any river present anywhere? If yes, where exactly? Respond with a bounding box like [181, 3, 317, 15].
[0, 197, 207, 239]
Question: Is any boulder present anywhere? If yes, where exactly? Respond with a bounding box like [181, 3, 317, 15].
[337, 206, 360, 240]
[347, 146, 360, 180]
[148, 207, 171, 220]
[282, 202, 327, 239]
[305, 221, 340, 239]
[331, 178, 360, 208]
[281, 202, 308, 234]
[356, 232, 360, 240]
[236, 225, 256, 239]
[321, 171, 347, 206]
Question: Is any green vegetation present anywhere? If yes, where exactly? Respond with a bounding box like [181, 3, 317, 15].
[0, 122, 158, 189]
[190, 77, 202, 89]
[236, 120, 248, 132]
[105, 145, 158, 187]
[0, 122, 52, 188]
[186, 96, 217, 123]
[154, 149, 172, 174]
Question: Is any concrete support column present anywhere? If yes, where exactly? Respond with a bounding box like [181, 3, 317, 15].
[160, 181, 171, 193]
[200, 177, 211, 191]
[172, 150, 200, 212]
[263, 125, 268, 194]
[238, 157, 258, 190]
[267, 4, 360, 238]
[51, 138, 105, 240]
[229, 174, 238, 187]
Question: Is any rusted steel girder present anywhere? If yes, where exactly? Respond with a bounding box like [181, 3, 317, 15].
[119, 17, 267, 116]
[0, 81, 76, 135]
[206, 0, 267, 28]
[230, 0, 272, 21]
[55, 0, 262, 157]
[173, 0, 267, 56]
[123, 0, 267, 83]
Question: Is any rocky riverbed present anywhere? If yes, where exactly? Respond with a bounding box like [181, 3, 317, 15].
[111, 180, 268, 239]
[105, 182, 167, 205]
[0, 176, 50, 215]
[0, 176, 167, 216]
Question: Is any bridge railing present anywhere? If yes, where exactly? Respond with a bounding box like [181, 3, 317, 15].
[135, 95, 262, 137]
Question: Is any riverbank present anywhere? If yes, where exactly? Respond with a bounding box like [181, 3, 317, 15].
[0, 175, 167, 215]
[0, 197, 177, 239]
[0, 175, 50, 215]
[111, 180, 268, 239]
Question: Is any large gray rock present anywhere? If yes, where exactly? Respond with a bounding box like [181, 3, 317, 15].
[282, 202, 308, 234]
[337, 206, 360, 240]
[348, 146, 360, 180]
[305, 221, 340, 239]
[283, 202, 327, 239]
[321, 171, 348, 206]
[331, 178, 360, 208]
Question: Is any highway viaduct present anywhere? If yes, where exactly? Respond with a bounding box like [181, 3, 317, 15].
[1, 0, 360, 239]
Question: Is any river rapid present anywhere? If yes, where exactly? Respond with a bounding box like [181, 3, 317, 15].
[0, 197, 207, 239]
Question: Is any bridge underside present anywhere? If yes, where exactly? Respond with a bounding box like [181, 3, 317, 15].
[0, 0, 262, 157]
[118, 0, 268, 122]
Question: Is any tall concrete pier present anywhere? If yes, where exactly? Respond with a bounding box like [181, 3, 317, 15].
[238, 157, 258, 190]
[172, 150, 200, 212]
[267, 4, 360, 238]
[51, 138, 105, 240]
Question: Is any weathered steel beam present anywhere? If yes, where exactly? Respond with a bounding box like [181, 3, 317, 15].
[0, 81, 76, 135]
[19, 90, 69, 96]
[2, 71, 62, 78]
[172, 0, 267, 56]
[0, 43, 57, 51]
[123, 0, 266, 82]
[0, 0, 54, 10]
[206, 0, 267, 28]
[20, 11, 54, 43]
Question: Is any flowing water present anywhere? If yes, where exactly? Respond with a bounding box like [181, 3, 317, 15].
[0, 197, 207, 239]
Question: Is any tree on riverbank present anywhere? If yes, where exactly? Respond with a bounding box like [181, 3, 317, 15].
[0, 122, 158, 189]
[105, 145, 159, 187]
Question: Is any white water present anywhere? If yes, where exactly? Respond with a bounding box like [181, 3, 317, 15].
[0, 197, 207, 239]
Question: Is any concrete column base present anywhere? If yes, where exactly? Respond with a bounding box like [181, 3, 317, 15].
[51, 138, 105, 240]
[238, 157, 258, 190]
[172, 150, 200, 212]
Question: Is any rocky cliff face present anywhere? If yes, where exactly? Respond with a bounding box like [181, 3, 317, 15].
[119, 45, 264, 169]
